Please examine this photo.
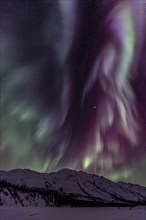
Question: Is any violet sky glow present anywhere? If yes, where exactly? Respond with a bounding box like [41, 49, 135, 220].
[0, 0, 146, 186]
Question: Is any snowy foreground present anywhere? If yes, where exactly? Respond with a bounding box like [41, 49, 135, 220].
[0, 206, 146, 220]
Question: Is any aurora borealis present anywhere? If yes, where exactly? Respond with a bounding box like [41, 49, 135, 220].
[0, 0, 146, 186]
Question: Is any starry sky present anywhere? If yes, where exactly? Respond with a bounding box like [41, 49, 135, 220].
[0, 0, 146, 186]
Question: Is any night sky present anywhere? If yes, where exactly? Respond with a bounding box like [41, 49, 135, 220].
[1, 0, 146, 186]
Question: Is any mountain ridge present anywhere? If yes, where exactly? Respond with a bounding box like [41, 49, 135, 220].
[0, 168, 146, 207]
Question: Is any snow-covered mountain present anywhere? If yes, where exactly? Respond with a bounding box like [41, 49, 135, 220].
[0, 168, 146, 207]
